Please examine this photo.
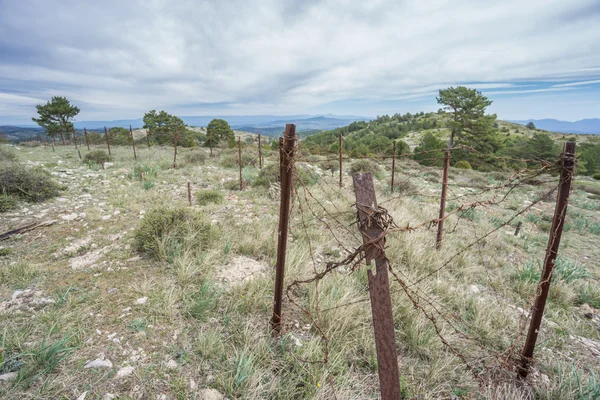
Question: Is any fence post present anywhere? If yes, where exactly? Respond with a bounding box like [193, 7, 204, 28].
[514, 221, 523, 236]
[59, 129, 65, 145]
[130, 125, 137, 161]
[51, 136, 55, 151]
[146, 129, 150, 147]
[73, 129, 78, 150]
[84, 128, 90, 150]
[339, 134, 343, 187]
[352, 172, 402, 400]
[258, 134, 263, 169]
[173, 131, 179, 168]
[209, 129, 213, 157]
[436, 150, 451, 249]
[238, 137, 243, 191]
[391, 141, 396, 193]
[271, 124, 297, 334]
[104, 126, 111, 156]
[187, 182, 192, 206]
[518, 142, 576, 379]
[78, 149, 82, 160]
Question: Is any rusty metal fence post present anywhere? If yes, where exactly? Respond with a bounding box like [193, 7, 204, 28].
[436, 149, 451, 249]
[130, 125, 137, 161]
[173, 132, 179, 168]
[104, 126, 111, 156]
[339, 134, 343, 187]
[352, 173, 401, 400]
[518, 142, 576, 379]
[258, 134, 263, 169]
[391, 141, 396, 193]
[271, 124, 297, 334]
[84, 128, 90, 150]
[187, 182, 192, 206]
[238, 137, 243, 190]
[514, 221, 522, 236]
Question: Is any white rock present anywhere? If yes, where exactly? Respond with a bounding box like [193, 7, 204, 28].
[101, 215, 111, 220]
[165, 359, 178, 370]
[61, 213, 79, 221]
[113, 210, 120, 216]
[135, 297, 148, 305]
[0, 372, 18, 383]
[190, 379, 198, 391]
[84, 358, 113, 369]
[104, 394, 116, 400]
[468, 285, 481, 294]
[122, 307, 132, 312]
[197, 388, 224, 400]
[115, 365, 135, 379]
[77, 391, 88, 400]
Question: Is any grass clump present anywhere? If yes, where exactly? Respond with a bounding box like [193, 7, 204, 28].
[513, 258, 589, 284]
[184, 150, 207, 165]
[349, 160, 380, 176]
[0, 164, 62, 202]
[196, 190, 224, 206]
[254, 163, 318, 187]
[0, 146, 17, 162]
[134, 207, 217, 261]
[83, 150, 111, 165]
[0, 194, 18, 212]
[0, 248, 12, 257]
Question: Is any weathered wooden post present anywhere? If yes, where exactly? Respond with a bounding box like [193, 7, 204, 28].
[271, 124, 297, 333]
[173, 131, 179, 168]
[258, 134, 263, 169]
[339, 134, 343, 187]
[238, 137, 243, 191]
[518, 142, 576, 379]
[187, 182, 192, 206]
[353, 172, 402, 400]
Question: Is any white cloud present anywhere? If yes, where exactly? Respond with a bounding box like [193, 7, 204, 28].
[0, 0, 599, 122]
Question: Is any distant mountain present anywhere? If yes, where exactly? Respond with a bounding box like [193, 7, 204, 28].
[511, 119, 600, 134]
[62, 114, 368, 134]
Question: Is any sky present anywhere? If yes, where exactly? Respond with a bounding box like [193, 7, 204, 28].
[1, 0, 599, 125]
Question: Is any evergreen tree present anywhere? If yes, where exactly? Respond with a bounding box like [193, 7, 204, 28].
[32, 96, 80, 142]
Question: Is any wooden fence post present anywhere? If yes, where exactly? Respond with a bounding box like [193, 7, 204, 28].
[104, 126, 111, 156]
[258, 134, 263, 169]
[73, 129, 78, 150]
[209, 129, 213, 157]
[271, 124, 297, 333]
[518, 142, 576, 379]
[130, 125, 137, 161]
[146, 129, 150, 147]
[84, 128, 90, 150]
[187, 182, 192, 206]
[352, 172, 402, 400]
[436, 150, 451, 249]
[339, 134, 343, 187]
[51, 136, 55, 151]
[391, 141, 396, 193]
[59, 130, 65, 145]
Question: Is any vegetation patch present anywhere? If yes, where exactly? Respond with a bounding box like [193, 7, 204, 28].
[196, 189, 224, 206]
[0, 194, 18, 212]
[134, 207, 217, 261]
[454, 160, 472, 169]
[349, 160, 381, 176]
[0, 163, 62, 202]
[0, 146, 17, 162]
[184, 150, 207, 165]
[83, 150, 111, 165]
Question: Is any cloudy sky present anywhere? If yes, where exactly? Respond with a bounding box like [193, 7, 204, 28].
[1, 0, 599, 125]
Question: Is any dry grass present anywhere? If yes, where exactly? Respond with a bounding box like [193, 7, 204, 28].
[0, 144, 598, 399]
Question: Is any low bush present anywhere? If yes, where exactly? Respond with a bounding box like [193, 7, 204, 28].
[134, 207, 217, 261]
[349, 160, 380, 176]
[83, 150, 111, 165]
[254, 163, 319, 188]
[0, 164, 62, 202]
[390, 179, 416, 195]
[593, 173, 600, 180]
[220, 152, 257, 169]
[0, 146, 17, 162]
[254, 163, 279, 187]
[453, 160, 472, 169]
[196, 190, 224, 206]
[0, 194, 18, 212]
[184, 151, 207, 165]
[223, 180, 242, 191]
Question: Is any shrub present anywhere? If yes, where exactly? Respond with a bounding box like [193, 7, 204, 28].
[349, 160, 380, 176]
[196, 190, 224, 206]
[220, 152, 257, 169]
[593, 174, 600, 181]
[0, 146, 17, 162]
[134, 207, 217, 261]
[254, 163, 279, 187]
[83, 150, 111, 165]
[390, 179, 416, 195]
[224, 179, 242, 191]
[0, 164, 62, 202]
[454, 160, 472, 170]
[318, 160, 339, 176]
[184, 150, 207, 165]
[0, 194, 18, 212]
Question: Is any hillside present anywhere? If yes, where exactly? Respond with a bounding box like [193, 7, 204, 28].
[512, 118, 600, 135]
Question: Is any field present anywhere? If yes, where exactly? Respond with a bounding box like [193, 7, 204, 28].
[1, 140, 600, 399]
